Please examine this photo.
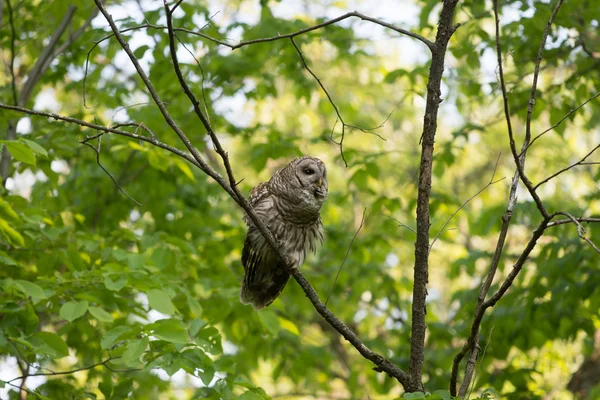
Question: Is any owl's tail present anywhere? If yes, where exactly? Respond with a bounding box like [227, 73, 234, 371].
[240, 268, 290, 310]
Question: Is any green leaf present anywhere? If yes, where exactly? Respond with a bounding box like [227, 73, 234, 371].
[133, 45, 150, 59]
[0, 250, 18, 266]
[30, 332, 69, 358]
[104, 274, 128, 291]
[59, 300, 88, 322]
[237, 391, 264, 400]
[88, 306, 114, 322]
[122, 337, 148, 364]
[147, 289, 176, 315]
[4, 141, 36, 165]
[257, 309, 280, 335]
[151, 319, 188, 344]
[0, 219, 25, 247]
[195, 326, 223, 355]
[20, 138, 48, 157]
[278, 317, 299, 335]
[101, 326, 131, 349]
[14, 280, 46, 300]
[0, 198, 19, 221]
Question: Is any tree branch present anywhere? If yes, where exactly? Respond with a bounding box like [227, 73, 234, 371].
[534, 143, 600, 189]
[325, 207, 368, 307]
[19, 5, 77, 105]
[409, 0, 460, 391]
[430, 155, 505, 250]
[92, 0, 411, 388]
[555, 212, 600, 254]
[200, 11, 434, 51]
[523, 92, 600, 153]
[290, 37, 388, 167]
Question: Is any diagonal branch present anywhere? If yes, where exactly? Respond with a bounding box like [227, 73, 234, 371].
[325, 207, 368, 307]
[451, 0, 563, 394]
[0, 103, 224, 192]
[19, 5, 77, 105]
[430, 155, 505, 250]
[523, 92, 600, 153]
[93, 0, 411, 388]
[81, 133, 142, 206]
[534, 143, 600, 189]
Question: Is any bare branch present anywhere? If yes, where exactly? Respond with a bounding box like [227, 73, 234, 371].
[525, 0, 564, 144]
[290, 37, 388, 167]
[501, 0, 564, 219]
[534, 143, 600, 189]
[20, 5, 77, 105]
[450, 0, 565, 393]
[215, 11, 434, 51]
[378, 213, 417, 234]
[0, 103, 217, 187]
[5, 356, 136, 384]
[81, 133, 142, 206]
[524, 92, 600, 153]
[547, 217, 600, 228]
[409, 0, 460, 391]
[430, 155, 505, 250]
[555, 212, 600, 254]
[325, 207, 368, 307]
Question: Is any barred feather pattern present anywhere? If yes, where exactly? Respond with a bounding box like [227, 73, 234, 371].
[240, 156, 327, 310]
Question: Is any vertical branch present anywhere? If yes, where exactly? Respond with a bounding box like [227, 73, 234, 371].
[408, 0, 459, 391]
[452, 0, 564, 395]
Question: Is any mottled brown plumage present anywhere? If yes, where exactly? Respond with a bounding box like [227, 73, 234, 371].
[240, 156, 328, 310]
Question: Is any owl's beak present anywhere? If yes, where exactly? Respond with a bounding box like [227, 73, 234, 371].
[317, 177, 323, 187]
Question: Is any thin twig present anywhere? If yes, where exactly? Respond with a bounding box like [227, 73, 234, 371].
[325, 207, 368, 307]
[430, 155, 505, 250]
[0, 103, 215, 186]
[210, 11, 434, 51]
[523, 93, 600, 153]
[534, 143, 600, 189]
[290, 37, 388, 167]
[81, 133, 142, 206]
[547, 217, 600, 228]
[378, 213, 417, 234]
[6, 356, 125, 383]
[555, 212, 600, 254]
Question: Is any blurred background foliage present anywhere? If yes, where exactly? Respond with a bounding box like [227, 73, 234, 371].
[0, 0, 599, 399]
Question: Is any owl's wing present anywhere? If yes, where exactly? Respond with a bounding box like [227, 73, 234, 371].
[242, 181, 271, 282]
[242, 181, 270, 225]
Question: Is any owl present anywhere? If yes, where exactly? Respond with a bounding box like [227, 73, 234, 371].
[240, 156, 328, 310]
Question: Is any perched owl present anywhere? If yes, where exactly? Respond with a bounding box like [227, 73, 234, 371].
[240, 156, 328, 310]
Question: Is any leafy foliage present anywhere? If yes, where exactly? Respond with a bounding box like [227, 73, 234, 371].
[1, 0, 599, 399]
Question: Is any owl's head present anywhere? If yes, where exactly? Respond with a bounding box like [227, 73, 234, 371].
[278, 156, 328, 206]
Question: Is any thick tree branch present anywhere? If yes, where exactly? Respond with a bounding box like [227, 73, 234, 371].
[19, 5, 77, 104]
[409, 0, 459, 392]
[92, 0, 411, 388]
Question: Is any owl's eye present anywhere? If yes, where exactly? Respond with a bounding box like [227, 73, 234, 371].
[303, 168, 315, 175]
